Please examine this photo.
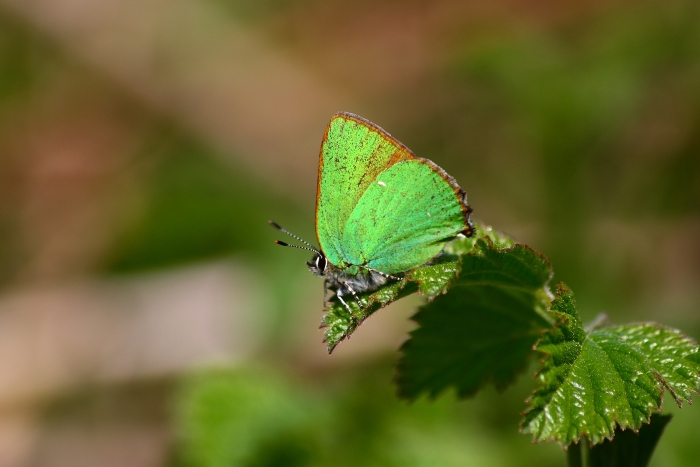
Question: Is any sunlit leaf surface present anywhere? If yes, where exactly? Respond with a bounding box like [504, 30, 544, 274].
[521, 284, 700, 446]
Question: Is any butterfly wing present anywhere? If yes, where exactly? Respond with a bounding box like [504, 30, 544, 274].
[342, 159, 471, 274]
[316, 113, 415, 267]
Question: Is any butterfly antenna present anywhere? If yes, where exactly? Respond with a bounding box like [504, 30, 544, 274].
[268, 220, 320, 253]
[273, 240, 318, 253]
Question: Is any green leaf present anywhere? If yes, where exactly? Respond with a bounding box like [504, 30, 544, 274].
[587, 413, 672, 467]
[320, 278, 419, 354]
[320, 224, 481, 353]
[175, 369, 316, 467]
[521, 284, 700, 446]
[320, 224, 541, 354]
[319, 258, 460, 353]
[394, 232, 554, 399]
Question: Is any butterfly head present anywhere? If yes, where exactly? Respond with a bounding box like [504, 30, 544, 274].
[307, 253, 327, 276]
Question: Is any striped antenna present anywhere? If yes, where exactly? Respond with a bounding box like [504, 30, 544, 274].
[269, 221, 320, 253]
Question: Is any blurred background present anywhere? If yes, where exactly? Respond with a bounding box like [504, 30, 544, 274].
[0, 0, 698, 465]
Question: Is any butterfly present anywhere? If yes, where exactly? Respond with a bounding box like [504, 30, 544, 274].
[271, 112, 473, 313]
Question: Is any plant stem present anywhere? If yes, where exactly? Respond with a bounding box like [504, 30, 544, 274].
[567, 442, 583, 467]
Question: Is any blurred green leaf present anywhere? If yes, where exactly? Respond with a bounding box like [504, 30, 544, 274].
[107, 132, 302, 272]
[587, 413, 672, 467]
[0, 13, 45, 104]
[172, 362, 564, 467]
[175, 370, 316, 467]
[394, 232, 553, 399]
[448, 4, 700, 311]
[521, 284, 700, 446]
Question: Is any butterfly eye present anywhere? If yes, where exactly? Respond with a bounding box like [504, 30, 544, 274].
[316, 255, 327, 272]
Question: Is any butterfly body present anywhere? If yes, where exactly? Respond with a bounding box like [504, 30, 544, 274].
[308, 251, 390, 301]
[272, 112, 473, 312]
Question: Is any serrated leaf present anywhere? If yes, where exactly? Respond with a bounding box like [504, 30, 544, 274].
[521, 284, 700, 446]
[320, 280, 418, 353]
[395, 237, 554, 399]
[321, 224, 494, 353]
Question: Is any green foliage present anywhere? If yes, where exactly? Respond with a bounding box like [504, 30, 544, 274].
[395, 233, 554, 399]
[320, 241, 460, 353]
[320, 224, 545, 353]
[444, 4, 700, 316]
[172, 365, 564, 467]
[521, 284, 700, 445]
[174, 370, 317, 467]
[107, 131, 302, 272]
[320, 273, 418, 353]
[0, 12, 47, 104]
[322, 220, 700, 460]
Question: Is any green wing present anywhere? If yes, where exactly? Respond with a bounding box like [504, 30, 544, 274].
[316, 112, 472, 272]
[342, 160, 469, 274]
[316, 113, 415, 267]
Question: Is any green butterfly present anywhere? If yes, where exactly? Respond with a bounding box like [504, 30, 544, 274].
[271, 112, 473, 312]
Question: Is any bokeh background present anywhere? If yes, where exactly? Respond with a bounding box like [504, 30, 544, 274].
[0, 0, 698, 465]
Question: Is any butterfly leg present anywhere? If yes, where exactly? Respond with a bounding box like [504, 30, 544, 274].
[343, 281, 367, 309]
[368, 268, 400, 281]
[335, 289, 358, 330]
[336, 292, 352, 312]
